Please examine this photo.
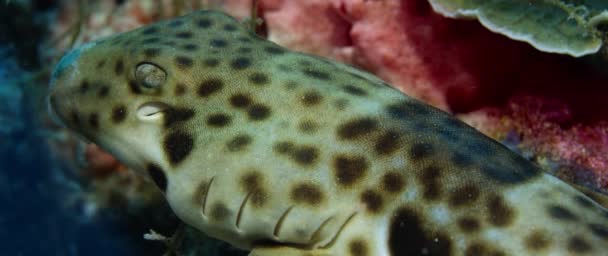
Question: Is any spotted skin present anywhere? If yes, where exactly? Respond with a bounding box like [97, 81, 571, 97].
[48, 10, 608, 256]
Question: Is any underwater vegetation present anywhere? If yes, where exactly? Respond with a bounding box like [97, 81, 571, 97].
[429, 0, 608, 57]
[2, 0, 606, 255]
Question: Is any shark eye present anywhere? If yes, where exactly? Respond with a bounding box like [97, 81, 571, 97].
[135, 62, 166, 89]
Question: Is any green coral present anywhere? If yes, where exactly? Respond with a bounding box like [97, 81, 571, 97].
[428, 0, 608, 57]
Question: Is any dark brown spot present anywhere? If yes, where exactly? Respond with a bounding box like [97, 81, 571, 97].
[248, 73, 270, 85]
[229, 94, 252, 108]
[382, 172, 405, 193]
[247, 104, 270, 120]
[227, 135, 252, 152]
[292, 146, 319, 166]
[487, 195, 515, 227]
[223, 24, 237, 31]
[206, 113, 231, 127]
[298, 121, 318, 134]
[589, 223, 608, 239]
[302, 69, 331, 80]
[210, 202, 230, 221]
[168, 19, 184, 27]
[291, 183, 324, 206]
[230, 57, 251, 70]
[164, 107, 195, 128]
[197, 18, 212, 28]
[175, 31, 193, 39]
[203, 58, 220, 67]
[409, 142, 434, 161]
[142, 37, 160, 44]
[88, 113, 99, 129]
[337, 118, 378, 140]
[448, 185, 480, 207]
[349, 239, 368, 256]
[343, 85, 367, 96]
[420, 166, 442, 201]
[79, 81, 89, 94]
[210, 39, 228, 47]
[146, 163, 167, 192]
[274, 141, 295, 154]
[334, 99, 349, 110]
[451, 152, 474, 167]
[264, 46, 285, 55]
[302, 91, 322, 106]
[142, 27, 159, 35]
[111, 105, 127, 123]
[389, 208, 453, 255]
[174, 83, 187, 96]
[128, 80, 141, 94]
[96, 60, 105, 68]
[568, 236, 592, 253]
[163, 131, 194, 165]
[241, 172, 267, 207]
[375, 131, 400, 156]
[299, 60, 312, 66]
[464, 242, 489, 256]
[548, 205, 578, 221]
[70, 111, 80, 125]
[143, 48, 161, 58]
[97, 86, 109, 98]
[114, 59, 124, 75]
[175, 56, 193, 69]
[197, 78, 224, 97]
[525, 230, 550, 251]
[361, 190, 383, 213]
[334, 155, 368, 186]
[458, 217, 480, 233]
[386, 101, 432, 120]
[181, 43, 198, 51]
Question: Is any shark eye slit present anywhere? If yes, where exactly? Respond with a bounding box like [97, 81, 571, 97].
[135, 62, 167, 89]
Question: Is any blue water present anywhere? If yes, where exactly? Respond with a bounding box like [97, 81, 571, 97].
[0, 44, 169, 255]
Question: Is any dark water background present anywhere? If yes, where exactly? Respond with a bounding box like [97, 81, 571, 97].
[0, 2, 167, 255]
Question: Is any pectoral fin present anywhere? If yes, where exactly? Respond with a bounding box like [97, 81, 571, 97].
[249, 246, 333, 256]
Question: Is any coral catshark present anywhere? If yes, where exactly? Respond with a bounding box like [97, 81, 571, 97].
[48, 10, 608, 256]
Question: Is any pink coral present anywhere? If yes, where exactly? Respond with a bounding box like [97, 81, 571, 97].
[253, 0, 608, 190]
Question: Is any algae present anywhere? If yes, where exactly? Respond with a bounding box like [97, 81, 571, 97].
[428, 0, 608, 57]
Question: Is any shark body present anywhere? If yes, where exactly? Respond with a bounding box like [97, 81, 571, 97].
[48, 10, 608, 256]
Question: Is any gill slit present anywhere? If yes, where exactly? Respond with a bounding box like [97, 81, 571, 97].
[273, 206, 294, 238]
[319, 211, 358, 249]
[236, 193, 251, 231]
[201, 177, 215, 217]
[309, 216, 334, 246]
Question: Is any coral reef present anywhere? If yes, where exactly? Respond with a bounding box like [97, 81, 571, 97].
[248, 0, 608, 191]
[461, 96, 608, 190]
[429, 0, 608, 57]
